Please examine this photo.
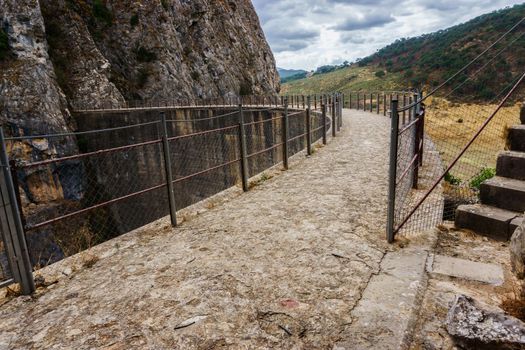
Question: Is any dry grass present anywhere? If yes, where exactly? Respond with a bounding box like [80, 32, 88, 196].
[282, 66, 402, 95]
[81, 254, 99, 269]
[425, 97, 522, 180]
[501, 288, 525, 321]
[248, 172, 274, 189]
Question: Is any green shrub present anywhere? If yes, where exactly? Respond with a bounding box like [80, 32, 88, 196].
[375, 70, 386, 78]
[130, 14, 139, 27]
[92, 0, 113, 26]
[470, 167, 496, 190]
[444, 172, 461, 186]
[0, 28, 9, 60]
[136, 47, 157, 62]
[161, 0, 169, 10]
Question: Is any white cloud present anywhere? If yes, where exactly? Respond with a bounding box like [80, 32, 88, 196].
[251, 0, 524, 70]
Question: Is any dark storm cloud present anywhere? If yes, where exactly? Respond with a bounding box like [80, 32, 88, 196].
[251, 0, 524, 69]
[331, 14, 396, 31]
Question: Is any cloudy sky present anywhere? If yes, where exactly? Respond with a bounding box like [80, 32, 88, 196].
[251, 0, 523, 70]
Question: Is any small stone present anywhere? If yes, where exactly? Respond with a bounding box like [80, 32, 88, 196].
[280, 299, 300, 308]
[510, 215, 525, 279]
[446, 294, 525, 349]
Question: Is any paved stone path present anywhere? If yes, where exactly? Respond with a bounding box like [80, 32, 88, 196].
[0, 110, 399, 349]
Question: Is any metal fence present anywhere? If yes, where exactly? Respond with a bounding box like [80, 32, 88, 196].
[386, 95, 425, 242]
[342, 91, 415, 118]
[384, 16, 525, 240]
[0, 95, 343, 294]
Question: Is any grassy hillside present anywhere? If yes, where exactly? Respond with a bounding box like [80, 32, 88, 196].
[281, 66, 404, 94]
[283, 4, 525, 99]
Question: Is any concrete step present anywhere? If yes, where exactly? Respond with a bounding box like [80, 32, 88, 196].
[508, 125, 525, 152]
[497, 151, 525, 181]
[480, 176, 525, 212]
[455, 204, 522, 241]
[511, 216, 524, 235]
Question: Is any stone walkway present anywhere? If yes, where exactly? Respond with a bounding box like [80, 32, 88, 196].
[0, 110, 410, 349]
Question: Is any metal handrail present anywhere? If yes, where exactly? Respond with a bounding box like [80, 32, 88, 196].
[5, 121, 161, 141]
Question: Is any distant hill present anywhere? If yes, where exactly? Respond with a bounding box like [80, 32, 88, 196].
[283, 4, 525, 99]
[278, 68, 308, 83]
[278, 68, 307, 79]
[281, 65, 402, 95]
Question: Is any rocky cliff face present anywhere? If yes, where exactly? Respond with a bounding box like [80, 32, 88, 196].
[0, 0, 279, 270]
[0, 0, 279, 207]
[0, 0, 279, 125]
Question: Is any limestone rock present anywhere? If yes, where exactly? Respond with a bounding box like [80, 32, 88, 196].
[446, 294, 525, 349]
[511, 215, 525, 279]
[0, 0, 278, 203]
[39, 0, 280, 104]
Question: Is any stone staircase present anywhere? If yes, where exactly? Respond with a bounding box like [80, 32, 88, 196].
[455, 107, 525, 241]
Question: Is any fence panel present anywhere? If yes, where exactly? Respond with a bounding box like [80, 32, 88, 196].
[0, 95, 346, 294]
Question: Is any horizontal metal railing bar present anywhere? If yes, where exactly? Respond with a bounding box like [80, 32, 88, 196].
[396, 154, 419, 186]
[173, 158, 241, 183]
[311, 124, 326, 133]
[167, 125, 239, 142]
[246, 142, 284, 159]
[342, 90, 413, 94]
[5, 121, 162, 141]
[73, 104, 286, 113]
[288, 132, 308, 143]
[243, 107, 281, 113]
[398, 117, 420, 136]
[20, 139, 163, 169]
[0, 278, 14, 289]
[243, 116, 284, 127]
[166, 110, 239, 123]
[288, 111, 305, 118]
[25, 182, 168, 231]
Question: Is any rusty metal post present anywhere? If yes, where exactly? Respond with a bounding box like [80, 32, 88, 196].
[386, 98, 399, 243]
[160, 112, 178, 227]
[322, 104, 328, 145]
[412, 94, 421, 189]
[332, 95, 336, 137]
[409, 96, 413, 120]
[0, 128, 35, 294]
[238, 104, 249, 192]
[337, 94, 342, 131]
[403, 94, 407, 122]
[306, 96, 312, 156]
[283, 99, 289, 170]
[383, 94, 387, 116]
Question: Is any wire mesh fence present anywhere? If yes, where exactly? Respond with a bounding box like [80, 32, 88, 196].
[0, 96, 341, 293]
[385, 17, 525, 239]
[342, 91, 415, 116]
